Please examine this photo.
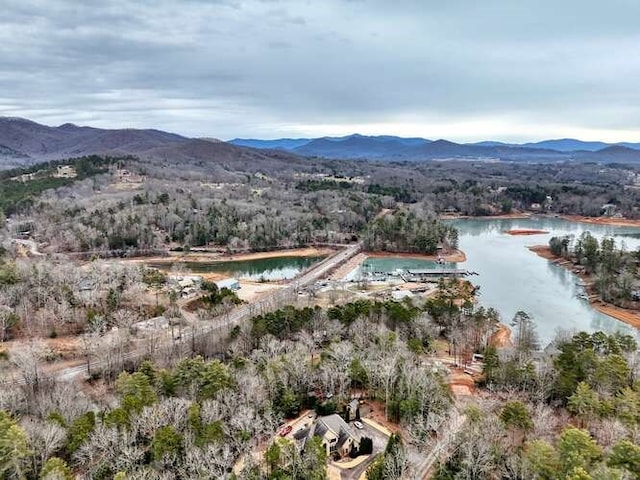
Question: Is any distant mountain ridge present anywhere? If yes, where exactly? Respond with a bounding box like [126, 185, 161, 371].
[231, 134, 640, 154]
[0, 117, 188, 160]
[0, 117, 310, 172]
[2, 117, 640, 168]
[229, 133, 640, 162]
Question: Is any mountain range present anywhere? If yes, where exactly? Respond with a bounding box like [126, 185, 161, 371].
[2, 117, 640, 169]
[230, 134, 640, 161]
[0, 117, 305, 171]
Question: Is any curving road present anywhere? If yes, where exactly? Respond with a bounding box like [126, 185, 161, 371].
[3, 243, 363, 385]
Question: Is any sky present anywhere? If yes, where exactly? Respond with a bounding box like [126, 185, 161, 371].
[1, 0, 640, 142]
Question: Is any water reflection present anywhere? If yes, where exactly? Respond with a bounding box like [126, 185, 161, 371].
[148, 256, 324, 281]
[450, 217, 640, 345]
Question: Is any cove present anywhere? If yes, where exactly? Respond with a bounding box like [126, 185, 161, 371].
[450, 217, 640, 345]
[148, 255, 325, 281]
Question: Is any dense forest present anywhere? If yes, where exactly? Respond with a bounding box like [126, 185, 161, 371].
[549, 233, 640, 306]
[363, 209, 458, 254]
[3, 155, 640, 257]
[2, 153, 640, 479]
[437, 330, 640, 479]
[0, 299, 456, 479]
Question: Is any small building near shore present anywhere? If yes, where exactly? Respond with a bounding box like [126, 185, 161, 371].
[215, 278, 241, 291]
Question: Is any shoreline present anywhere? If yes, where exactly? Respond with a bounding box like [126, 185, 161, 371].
[328, 249, 468, 281]
[559, 214, 640, 228]
[116, 247, 335, 265]
[442, 212, 640, 228]
[528, 244, 640, 330]
[365, 249, 467, 263]
[440, 212, 532, 220]
[504, 229, 549, 236]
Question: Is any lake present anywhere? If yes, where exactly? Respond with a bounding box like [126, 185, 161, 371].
[359, 217, 640, 345]
[149, 255, 325, 281]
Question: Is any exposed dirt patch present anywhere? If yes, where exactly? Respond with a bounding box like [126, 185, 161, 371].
[527, 244, 556, 260]
[505, 229, 549, 236]
[366, 249, 467, 263]
[592, 303, 640, 329]
[361, 400, 402, 434]
[116, 247, 334, 265]
[212, 247, 334, 262]
[560, 214, 640, 228]
[236, 281, 284, 302]
[441, 212, 531, 220]
[329, 253, 367, 281]
[449, 368, 476, 398]
[489, 324, 513, 348]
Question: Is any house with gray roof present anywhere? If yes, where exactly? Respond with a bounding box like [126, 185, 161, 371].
[310, 414, 360, 458]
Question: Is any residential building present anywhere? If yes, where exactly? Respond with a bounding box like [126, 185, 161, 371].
[311, 414, 360, 458]
[54, 165, 77, 178]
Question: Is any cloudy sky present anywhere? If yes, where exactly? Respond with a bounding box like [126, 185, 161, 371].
[1, 0, 640, 142]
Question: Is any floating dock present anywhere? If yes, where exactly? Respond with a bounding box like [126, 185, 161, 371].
[362, 268, 477, 281]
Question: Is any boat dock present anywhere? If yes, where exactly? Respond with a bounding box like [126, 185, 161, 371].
[362, 268, 477, 281]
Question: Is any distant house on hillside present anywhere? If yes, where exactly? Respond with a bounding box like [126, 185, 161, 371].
[601, 203, 617, 217]
[114, 168, 145, 183]
[54, 165, 77, 178]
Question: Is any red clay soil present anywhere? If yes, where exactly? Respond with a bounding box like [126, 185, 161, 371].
[593, 304, 640, 329]
[363, 400, 402, 434]
[505, 229, 549, 236]
[527, 245, 556, 260]
[489, 324, 513, 348]
[366, 249, 467, 263]
[449, 369, 476, 397]
[440, 212, 531, 220]
[561, 214, 640, 228]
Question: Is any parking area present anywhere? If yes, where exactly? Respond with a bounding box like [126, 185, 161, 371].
[332, 418, 390, 480]
[275, 409, 392, 480]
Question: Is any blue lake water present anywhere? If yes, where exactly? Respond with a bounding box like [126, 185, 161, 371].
[149, 255, 324, 281]
[355, 217, 640, 345]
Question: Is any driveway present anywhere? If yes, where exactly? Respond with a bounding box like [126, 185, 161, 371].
[334, 419, 389, 480]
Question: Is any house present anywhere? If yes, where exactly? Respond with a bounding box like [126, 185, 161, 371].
[168, 275, 204, 296]
[601, 203, 617, 217]
[169, 275, 203, 289]
[311, 414, 360, 458]
[345, 399, 360, 422]
[54, 165, 77, 178]
[215, 278, 241, 291]
[114, 168, 145, 183]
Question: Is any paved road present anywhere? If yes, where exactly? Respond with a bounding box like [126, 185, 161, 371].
[3, 243, 363, 385]
[413, 409, 466, 479]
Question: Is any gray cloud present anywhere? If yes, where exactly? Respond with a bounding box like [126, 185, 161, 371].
[1, 0, 640, 141]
